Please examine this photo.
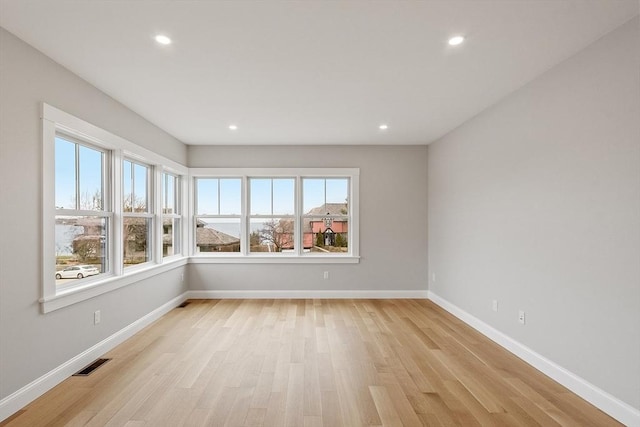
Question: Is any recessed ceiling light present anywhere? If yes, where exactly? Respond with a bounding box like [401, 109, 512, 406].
[379, 124, 389, 130]
[448, 35, 465, 46]
[154, 34, 172, 45]
[228, 124, 238, 131]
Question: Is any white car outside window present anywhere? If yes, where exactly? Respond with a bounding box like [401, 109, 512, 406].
[55, 265, 99, 279]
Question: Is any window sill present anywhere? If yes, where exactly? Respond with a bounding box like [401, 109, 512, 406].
[40, 257, 188, 313]
[40, 254, 360, 313]
[189, 255, 360, 264]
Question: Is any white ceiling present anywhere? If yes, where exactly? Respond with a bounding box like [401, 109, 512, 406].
[0, 1, 637, 146]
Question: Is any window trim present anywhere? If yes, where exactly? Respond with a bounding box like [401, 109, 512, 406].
[42, 103, 188, 313]
[189, 168, 360, 262]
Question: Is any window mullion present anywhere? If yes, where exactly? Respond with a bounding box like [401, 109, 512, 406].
[75, 143, 80, 210]
[295, 176, 302, 256]
[241, 176, 248, 255]
[113, 149, 123, 276]
[154, 166, 162, 264]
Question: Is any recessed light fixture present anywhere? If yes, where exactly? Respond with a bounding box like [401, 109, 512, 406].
[448, 35, 465, 46]
[379, 124, 389, 130]
[154, 34, 172, 45]
[228, 124, 238, 131]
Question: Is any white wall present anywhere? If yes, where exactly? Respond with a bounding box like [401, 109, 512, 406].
[428, 17, 639, 411]
[0, 28, 189, 401]
[188, 145, 428, 294]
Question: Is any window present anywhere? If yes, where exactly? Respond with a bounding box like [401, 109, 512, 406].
[190, 168, 359, 262]
[249, 178, 295, 253]
[54, 135, 110, 285]
[43, 103, 188, 313]
[122, 160, 152, 267]
[162, 172, 181, 257]
[302, 178, 350, 254]
[195, 178, 242, 253]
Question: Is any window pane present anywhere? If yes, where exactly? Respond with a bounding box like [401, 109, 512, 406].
[55, 137, 76, 210]
[55, 216, 108, 284]
[220, 179, 241, 215]
[273, 179, 294, 215]
[163, 173, 177, 214]
[163, 217, 180, 256]
[196, 178, 218, 215]
[195, 218, 240, 253]
[78, 145, 104, 210]
[251, 178, 295, 215]
[134, 163, 148, 212]
[123, 160, 133, 212]
[249, 218, 295, 253]
[124, 161, 149, 212]
[303, 179, 324, 213]
[303, 217, 349, 253]
[250, 178, 271, 215]
[326, 178, 349, 204]
[123, 217, 151, 267]
[303, 178, 349, 214]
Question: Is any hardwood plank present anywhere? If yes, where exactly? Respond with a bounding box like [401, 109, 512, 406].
[2, 300, 623, 427]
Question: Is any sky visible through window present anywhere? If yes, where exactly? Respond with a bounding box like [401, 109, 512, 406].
[195, 177, 349, 239]
[123, 160, 149, 211]
[196, 178, 348, 217]
[55, 136, 103, 210]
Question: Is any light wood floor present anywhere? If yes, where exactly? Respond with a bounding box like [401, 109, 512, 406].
[2, 299, 620, 426]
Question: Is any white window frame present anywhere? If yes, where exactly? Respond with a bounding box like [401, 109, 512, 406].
[248, 177, 297, 255]
[193, 177, 243, 254]
[189, 168, 360, 263]
[52, 134, 112, 290]
[42, 104, 188, 313]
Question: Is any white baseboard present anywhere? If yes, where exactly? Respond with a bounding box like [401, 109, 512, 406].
[0, 292, 188, 423]
[427, 291, 640, 427]
[187, 289, 429, 299]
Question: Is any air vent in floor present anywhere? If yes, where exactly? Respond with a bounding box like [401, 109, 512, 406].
[72, 358, 110, 376]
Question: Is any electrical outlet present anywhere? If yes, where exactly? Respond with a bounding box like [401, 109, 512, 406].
[518, 310, 525, 325]
[181, 273, 184, 282]
[94, 310, 101, 325]
[323, 271, 329, 280]
[492, 300, 498, 312]
[432, 273, 436, 282]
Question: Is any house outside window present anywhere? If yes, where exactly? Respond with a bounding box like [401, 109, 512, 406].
[302, 178, 350, 254]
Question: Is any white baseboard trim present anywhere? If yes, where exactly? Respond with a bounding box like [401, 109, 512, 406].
[0, 292, 188, 423]
[186, 289, 429, 299]
[427, 291, 640, 427]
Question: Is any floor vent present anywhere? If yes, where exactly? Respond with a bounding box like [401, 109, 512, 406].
[72, 358, 110, 376]
[177, 301, 190, 308]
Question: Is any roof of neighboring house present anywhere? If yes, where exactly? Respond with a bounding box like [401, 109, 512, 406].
[306, 203, 348, 216]
[195, 227, 240, 247]
[302, 203, 348, 232]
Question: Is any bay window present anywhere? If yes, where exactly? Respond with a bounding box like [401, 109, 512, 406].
[43, 103, 188, 313]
